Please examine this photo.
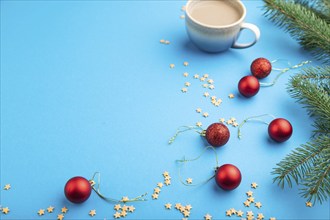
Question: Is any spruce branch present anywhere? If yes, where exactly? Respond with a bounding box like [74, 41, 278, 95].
[263, 0, 330, 63]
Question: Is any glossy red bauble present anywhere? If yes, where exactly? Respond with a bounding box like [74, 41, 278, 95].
[205, 123, 230, 147]
[215, 164, 242, 190]
[64, 176, 92, 204]
[268, 118, 293, 142]
[238, 76, 260, 97]
[250, 58, 272, 79]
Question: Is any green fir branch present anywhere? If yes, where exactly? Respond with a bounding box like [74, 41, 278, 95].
[263, 0, 330, 63]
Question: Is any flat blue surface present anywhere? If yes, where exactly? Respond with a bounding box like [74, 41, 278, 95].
[1, 0, 329, 219]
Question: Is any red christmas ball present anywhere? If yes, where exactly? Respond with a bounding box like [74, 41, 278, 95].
[64, 176, 92, 204]
[215, 164, 242, 190]
[205, 123, 230, 147]
[268, 118, 293, 142]
[238, 76, 260, 97]
[250, 58, 272, 79]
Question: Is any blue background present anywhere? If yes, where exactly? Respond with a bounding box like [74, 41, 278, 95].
[1, 0, 329, 219]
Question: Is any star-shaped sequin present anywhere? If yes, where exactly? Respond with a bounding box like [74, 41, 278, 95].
[152, 193, 159, 199]
[226, 210, 233, 216]
[244, 200, 251, 207]
[183, 72, 189, 77]
[196, 108, 202, 113]
[248, 197, 255, 203]
[61, 207, 68, 213]
[121, 196, 129, 202]
[185, 82, 191, 87]
[203, 74, 209, 78]
[251, 182, 258, 188]
[255, 202, 262, 209]
[128, 206, 135, 212]
[3, 184, 11, 190]
[203, 112, 209, 118]
[196, 122, 202, 127]
[57, 214, 64, 220]
[157, 182, 164, 188]
[209, 85, 215, 90]
[306, 201, 312, 207]
[203, 92, 210, 97]
[246, 191, 253, 197]
[207, 79, 214, 84]
[89, 209, 96, 217]
[165, 203, 172, 209]
[204, 213, 212, 220]
[154, 187, 161, 194]
[114, 212, 121, 218]
[247, 210, 254, 217]
[120, 211, 127, 217]
[193, 74, 199, 79]
[186, 178, 193, 184]
[114, 204, 121, 211]
[183, 61, 189, 66]
[181, 88, 188, 93]
[228, 93, 235, 98]
[170, 64, 175, 68]
[164, 179, 171, 186]
[37, 209, 45, 216]
[183, 210, 190, 217]
[47, 206, 54, 213]
[236, 210, 244, 217]
[257, 213, 264, 220]
[219, 118, 225, 123]
[175, 203, 182, 209]
[185, 204, 192, 211]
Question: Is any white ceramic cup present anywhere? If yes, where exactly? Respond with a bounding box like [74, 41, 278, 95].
[185, 0, 260, 53]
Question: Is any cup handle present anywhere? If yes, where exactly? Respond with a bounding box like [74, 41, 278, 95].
[232, 23, 260, 49]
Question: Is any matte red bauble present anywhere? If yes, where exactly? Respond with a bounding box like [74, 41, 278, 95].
[238, 76, 260, 97]
[250, 58, 272, 79]
[205, 123, 230, 147]
[268, 118, 293, 142]
[215, 164, 242, 190]
[64, 176, 92, 203]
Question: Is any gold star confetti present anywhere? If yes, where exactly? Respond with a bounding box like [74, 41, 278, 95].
[226, 210, 233, 216]
[180, 15, 185, 19]
[233, 122, 239, 127]
[185, 205, 192, 211]
[175, 203, 182, 209]
[255, 202, 262, 208]
[270, 217, 277, 220]
[1, 207, 9, 214]
[61, 207, 68, 213]
[203, 83, 208, 88]
[164, 176, 171, 181]
[230, 208, 236, 214]
[37, 209, 45, 216]
[214, 101, 221, 107]
[203, 112, 209, 118]
[204, 213, 212, 220]
[57, 214, 64, 220]
[203, 74, 209, 78]
[207, 79, 214, 84]
[114, 204, 121, 211]
[152, 193, 159, 199]
[203, 92, 210, 97]
[228, 93, 235, 99]
[219, 118, 225, 123]
[257, 213, 265, 220]
[196, 108, 202, 113]
[89, 209, 96, 217]
[47, 206, 54, 213]
[236, 210, 244, 217]
[157, 182, 163, 188]
[165, 203, 172, 209]
[3, 184, 11, 190]
[181, 88, 188, 93]
[246, 190, 253, 197]
[247, 216, 254, 220]
[120, 210, 127, 217]
[165, 40, 170, 45]
[200, 77, 206, 81]
[227, 119, 233, 125]
[211, 99, 216, 104]
[209, 85, 215, 90]
[170, 64, 175, 68]
[306, 201, 312, 207]
[122, 205, 129, 211]
[154, 187, 161, 194]
[128, 206, 135, 212]
[160, 39, 165, 43]
[183, 72, 189, 77]
[211, 95, 216, 100]
[251, 182, 258, 189]
[244, 200, 251, 207]
[247, 210, 254, 217]
[114, 212, 121, 219]
[183, 210, 190, 217]
[183, 61, 189, 66]
[164, 179, 171, 186]
[186, 178, 193, 184]
[194, 74, 199, 79]
[196, 122, 202, 127]
[185, 82, 191, 87]
[248, 197, 255, 203]
[121, 196, 129, 202]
